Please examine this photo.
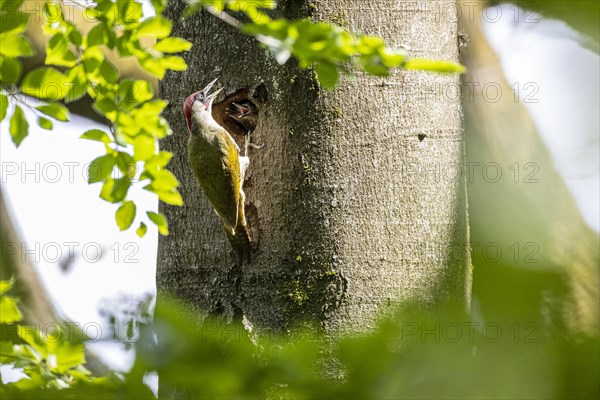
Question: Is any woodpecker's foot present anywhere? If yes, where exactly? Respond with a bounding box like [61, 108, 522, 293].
[244, 131, 264, 156]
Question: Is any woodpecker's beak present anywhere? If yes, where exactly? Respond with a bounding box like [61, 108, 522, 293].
[206, 87, 223, 103]
[230, 102, 245, 115]
[200, 78, 222, 109]
[201, 78, 218, 94]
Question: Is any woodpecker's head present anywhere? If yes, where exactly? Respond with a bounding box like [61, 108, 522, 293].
[183, 78, 223, 133]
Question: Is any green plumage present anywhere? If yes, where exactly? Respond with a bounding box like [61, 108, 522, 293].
[188, 106, 251, 263]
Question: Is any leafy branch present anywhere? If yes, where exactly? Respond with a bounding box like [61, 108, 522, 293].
[185, 0, 466, 88]
[0, 0, 464, 236]
[1, 0, 184, 236]
[0, 279, 108, 390]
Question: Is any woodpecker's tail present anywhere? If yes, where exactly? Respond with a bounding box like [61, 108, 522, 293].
[225, 223, 251, 265]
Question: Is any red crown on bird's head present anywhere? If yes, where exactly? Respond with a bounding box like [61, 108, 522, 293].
[183, 78, 221, 133]
[183, 92, 197, 133]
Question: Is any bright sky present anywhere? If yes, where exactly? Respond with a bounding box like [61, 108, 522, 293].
[0, 3, 598, 376]
[484, 3, 600, 232]
[0, 112, 159, 332]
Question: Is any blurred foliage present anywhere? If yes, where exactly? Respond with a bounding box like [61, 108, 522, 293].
[0, 279, 113, 390]
[2, 277, 598, 399]
[488, 0, 600, 50]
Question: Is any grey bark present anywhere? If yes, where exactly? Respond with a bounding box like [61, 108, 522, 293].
[158, 0, 470, 335]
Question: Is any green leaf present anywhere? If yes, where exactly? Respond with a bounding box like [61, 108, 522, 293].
[182, 1, 203, 18]
[69, 27, 83, 46]
[82, 47, 119, 85]
[137, 15, 172, 38]
[146, 169, 179, 191]
[110, 177, 131, 202]
[0, 0, 25, 13]
[0, 295, 22, 323]
[404, 58, 466, 74]
[0, 11, 29, 34]
[87, 23, 108, 47]
[0, 93, 8, 122]
[93, 98, 118, 121]
[315, 63, 338, 90]
[17, 326, 48, 358]
[147, 211, 168, 235]
[136, 222, 147, 238]
[42, 0, 64, 24]
[21, 67, 69, 100]
[0, 278, 14, 295]
[156, 190, 183, 206]
[35, 103, 70, 122]
[139, 55, 166, 79]
[0, 341, 14, 362]
[0, 33, 33, 57]
[119, 79, 153, 105]
[380, 48, 406, 67]
[52, 339, 85, 373]
[150, 0, 168, 14]
[99, 60, 119, 84]
[116, 151, 136, 177]
[154, 37, 192, 53]
[113, 129, 128, 147]
[228, 0, 277, 10]
[117, 0, 143, 24]
[362, 61, 388, 76]
[80, 129, 111, 143]
[64, 65, 88, 104]
[82, 45, 104, 69]
[145, 151, 172, 170]
[133, 134, 155, 161]
[144, 168, 183, 206]
[0, 55, 22, 83]
[100, 179, 116, 202]
[161, 56, 188, 72]
[46, 33, 77, 67]
[9, 105, 28, 147]
[138, 99, 168, 116]
[99, 177, 131, 203]
[38, 116, 53, 130]
[88, 154, 116, 183]
[116, 201, 136, 231]
[115, 30, 140, 56]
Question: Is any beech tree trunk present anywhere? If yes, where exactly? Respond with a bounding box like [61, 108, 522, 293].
[0, 187, 57, 326]
[459, 2, 599, 335]
[158, 0, 470, 335]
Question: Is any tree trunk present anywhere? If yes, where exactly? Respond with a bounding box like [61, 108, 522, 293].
[158, 0, 470, 335]
[459, 1, 599, 335]
[0, 186, 57, 327]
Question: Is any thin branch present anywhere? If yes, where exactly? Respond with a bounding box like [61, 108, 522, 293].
[205, 6, 243, 29]
[204, 6, 285, 53]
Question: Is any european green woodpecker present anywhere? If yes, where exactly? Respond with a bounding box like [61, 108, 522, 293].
[183, 78, 251, 263]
